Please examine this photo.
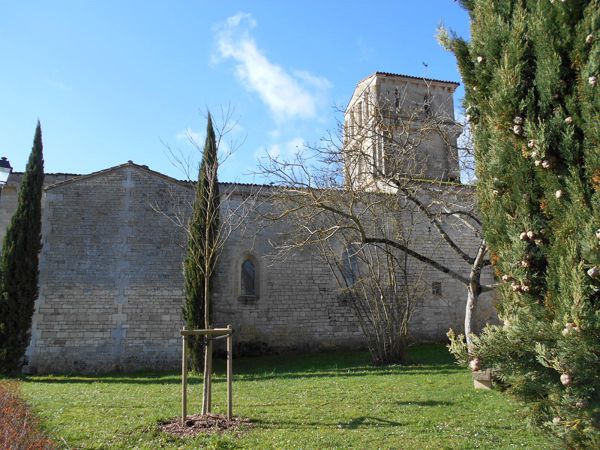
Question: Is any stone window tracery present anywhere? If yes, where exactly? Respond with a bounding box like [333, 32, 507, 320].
[241, 259, 256, 297]
[341, 245, 360, 286]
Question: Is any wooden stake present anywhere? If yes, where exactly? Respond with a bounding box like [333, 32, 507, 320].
[181, 327, 187, 426]
[201, 342, 209, 415]
[227, 324, 232, 420]
[207, 339, 213, 413]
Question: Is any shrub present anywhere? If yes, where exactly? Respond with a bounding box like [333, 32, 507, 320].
[0, 380, 55, 449]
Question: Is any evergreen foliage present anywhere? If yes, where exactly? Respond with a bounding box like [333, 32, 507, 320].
[0, 122, 44, 373]
[183, 113, 220, 370]
[441, 1, 600, 446]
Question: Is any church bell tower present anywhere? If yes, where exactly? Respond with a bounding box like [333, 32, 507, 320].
[343, 72, 461, 191]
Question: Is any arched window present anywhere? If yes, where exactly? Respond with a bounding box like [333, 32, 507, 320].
[341, 245, 360, 286]
[241, 258, 256, 297]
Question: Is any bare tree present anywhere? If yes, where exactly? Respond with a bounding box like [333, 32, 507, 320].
[258, 78, 497, 360]
[320, 232, 427, 365]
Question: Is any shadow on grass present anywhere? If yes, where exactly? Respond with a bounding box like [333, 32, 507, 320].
[23, 344, 462, 385]
[23, 365, 462, 385]
[232, 366, 461, 383]
[251, 415, 405, 430]
[394, 400, 453, 407]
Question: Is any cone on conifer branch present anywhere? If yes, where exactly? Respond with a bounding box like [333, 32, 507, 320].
[560, 373, 573, 387]
[553, 417, 562, 426]
[561, 322, 579, 336]
[469, 358, 481, 371]
[586, 266, 600, 279]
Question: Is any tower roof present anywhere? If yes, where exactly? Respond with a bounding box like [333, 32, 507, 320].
[372, 71, 460, 87]
[346, 72, 459, 112]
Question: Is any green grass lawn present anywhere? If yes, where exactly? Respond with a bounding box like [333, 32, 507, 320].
[20, 345, 558, 449]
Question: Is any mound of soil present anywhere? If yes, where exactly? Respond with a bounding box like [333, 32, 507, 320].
[159, 413, 250, 437]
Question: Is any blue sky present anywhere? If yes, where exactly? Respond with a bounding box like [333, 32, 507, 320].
[0, 1, 470, 182]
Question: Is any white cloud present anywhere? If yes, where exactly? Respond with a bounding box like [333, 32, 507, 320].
[266, 143, 280, 159]
[176, 128, 201, 145]
[215, 13, 330, 122]
[293, 70, 331, 92]
[283, 137, 304, 155]
[268, 129, 281, 139]
[259, 137, 305, 160]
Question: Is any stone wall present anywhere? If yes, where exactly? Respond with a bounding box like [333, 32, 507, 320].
[26, 164, 190, 372]
[0, 173, 79, 244]
[16, 162, 496, 373]
[211, 193, 363, 351]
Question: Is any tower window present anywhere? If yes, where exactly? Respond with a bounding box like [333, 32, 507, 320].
[373, 136, 382, 176]
[423, 94, 432, 117]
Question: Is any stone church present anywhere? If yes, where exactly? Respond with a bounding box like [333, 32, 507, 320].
[0, 73, 496, 373]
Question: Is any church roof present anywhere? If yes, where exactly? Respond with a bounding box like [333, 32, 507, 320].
[39, 160, 468, 194]
[43, 160, 194, 191]
[42, 160, 277, 192]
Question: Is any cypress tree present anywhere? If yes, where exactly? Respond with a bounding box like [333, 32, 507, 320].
[441, 1, 599, 445]
[183, 113, 220, 370]
[0, 122, 44, 373]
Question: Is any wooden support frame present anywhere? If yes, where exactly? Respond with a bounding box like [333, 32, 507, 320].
[181, 328, 232, 337]
[181, 325, 233, 425]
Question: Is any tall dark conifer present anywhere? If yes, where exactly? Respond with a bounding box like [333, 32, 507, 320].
[0, 122, 44, 373]
[183, 113, 220, 370]
[441, 1, 599, 446]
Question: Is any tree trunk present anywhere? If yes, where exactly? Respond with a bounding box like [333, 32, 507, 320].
[465, 284, 477, 352]
[201, 274, 212, 414]
[465, 240, 487, 353]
